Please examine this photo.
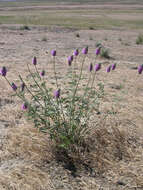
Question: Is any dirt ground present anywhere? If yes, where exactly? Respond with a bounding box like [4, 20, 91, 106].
[0, 3, 143, 190]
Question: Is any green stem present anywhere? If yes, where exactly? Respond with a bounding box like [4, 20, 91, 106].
[69, 55, 86, 130]
[72, 55, 86, 99]
[53, 56, 59, 89]
[5, 76, 26, 102]
[34, 65, 41, 80]
[27, 64, 44, 92]
[52, 56, 66, 123]
[19, 74, 44, 108]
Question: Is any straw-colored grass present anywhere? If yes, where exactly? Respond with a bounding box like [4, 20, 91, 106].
[0, 2, 143, 189]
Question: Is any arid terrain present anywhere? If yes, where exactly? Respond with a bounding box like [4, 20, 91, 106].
[0, 1, 143, 190]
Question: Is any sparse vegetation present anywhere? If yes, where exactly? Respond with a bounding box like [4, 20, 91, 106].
[89, 26, 94, 30]
[100, 47, 110, 59]
[118, 37, 122, 41]
[41, 36, 48, 41]
[20, 25, 30, 30]
[75, 33, 80, 38]
[136, 34, 143, 44]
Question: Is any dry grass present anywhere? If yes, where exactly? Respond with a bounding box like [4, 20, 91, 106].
[0, 2, 143, 189]
[0, 58, 143, 189]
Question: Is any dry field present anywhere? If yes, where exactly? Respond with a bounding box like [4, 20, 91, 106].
[0, 1, 143, 190]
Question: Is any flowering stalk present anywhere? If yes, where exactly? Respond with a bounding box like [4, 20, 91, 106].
[26, 64, 60, 121]
[73, 49, 79, 76]
[70, 52, 87, 127]
[51, 51, 66, 123]
[51, 50, 59, 89]
[90, 63, 101, 89]
[21, 82, 25, 92]
[27, 64, 45, 92]
[18, 74, 44, 108]
[3, 75, 28, 105]
[76, 63, 93, 120]
[32, 57, 41, 80]
[80, 63, 93, 100]
[83, 63, 102, 118]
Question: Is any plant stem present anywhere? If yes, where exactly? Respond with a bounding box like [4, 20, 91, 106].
[69, 55, 86, 129]
[19, 74, 44, 108]
[53, 56, 59, 89]
[52, 56, 66, 123]
[34, 65, 41, 80]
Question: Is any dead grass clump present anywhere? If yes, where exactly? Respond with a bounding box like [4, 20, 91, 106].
[53, 124, 131, 177]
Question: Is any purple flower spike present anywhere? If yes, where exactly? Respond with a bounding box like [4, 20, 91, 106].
[11, 83, 17, 91]
[51, 50, 56, 56]
[89, 63, 93, 72]
[68, 55, 73, 62]
[82, 46, 88, 55]
[0, 66, 7, 77]
[111, 63, 116, 70]
[54, 89, 60, 99]
[94, 63, 101, 72]
[73, 49, 79, 56]
[22, 102, 28, 110]
[40, 70, 45, 77]
[33, 56, 37, 65]
[106, 65, 111, 73]
[21, 82, 25, 92]
[68, 60, 72, 66]
[95, 47, 101, 56]
[138, 65, 143, 74]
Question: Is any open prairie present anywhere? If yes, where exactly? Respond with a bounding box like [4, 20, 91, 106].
[0, 1, 143, 190]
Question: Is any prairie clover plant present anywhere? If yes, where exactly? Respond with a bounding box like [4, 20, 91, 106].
[0, 47, 118, 152]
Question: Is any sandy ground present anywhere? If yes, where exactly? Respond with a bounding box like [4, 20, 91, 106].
[0, 9, 143, 190]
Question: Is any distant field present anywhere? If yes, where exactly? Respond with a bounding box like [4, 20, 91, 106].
[0, 0, 143, 3]
[0, 0, 143, 7]
[0, 0, 143, 30]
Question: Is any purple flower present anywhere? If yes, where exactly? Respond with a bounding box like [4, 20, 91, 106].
[94, 63, 101, 72]
[111, 63, 116, 70]
[89, 63, 93, 72]
[138, 65, 143, 74]
[82, 46, 88, 55]
[68, 60, 72, 66]
[95, 47, 101, 56]
[68, 55, 73, 62]
[33, 56, 37, 65]
[22, 102, 28, 110]
[106, 65, 111, 73]
[0, 66, 7, 77]
[11, 83, 17, 91]
[21, 82, 25, 92]
[73, 49, 79, 56]
[51, 50, 56, 56]
[40, 70, 45, 77]
[54, 89, 60, 99]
